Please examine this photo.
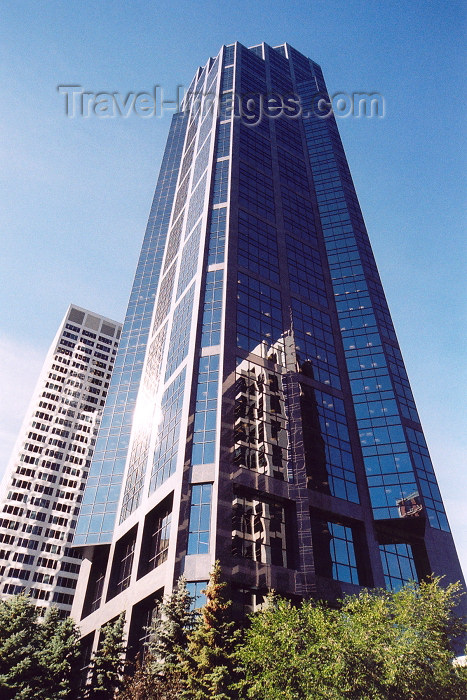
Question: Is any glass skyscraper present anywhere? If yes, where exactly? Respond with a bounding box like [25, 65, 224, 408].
[71, 42, 464, 655]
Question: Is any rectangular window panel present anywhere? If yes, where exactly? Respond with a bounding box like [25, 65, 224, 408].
[207, 207, 226, 265]
[177, 222, 202, 300]
[232, 493, 289, 567]
[291, 297, 340, 389]
[328, 522, 359, 584]
[237, 274, 283, 360]
[237, 209, 279, 283]
[201, 271, 223, 348]
[379, 542, 418, 591]
[187, 484, 212, 555]
[109, 530, 136, 598]
[216, 121, 231, 158]
[300, 385, 359, 503]
[212, 160, 229, 205]
[310, 517, 360, 585]
[192, 355, 219, 465]
[234, 357, 289, 481]
[150, 368, 186, 492]
[120, 323, 168, 522]
[223, 44, 235, 67]
[286, 235, 326, 306]
[148, 507, 171, 571]
[165, 286, 195, 382]
[186, 580, 209, 609]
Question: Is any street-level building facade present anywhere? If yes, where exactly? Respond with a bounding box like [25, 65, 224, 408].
[71, 42, 465, 656]
[0, 305, 121, 615]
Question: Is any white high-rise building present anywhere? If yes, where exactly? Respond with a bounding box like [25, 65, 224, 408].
[0, 304, 121, 616]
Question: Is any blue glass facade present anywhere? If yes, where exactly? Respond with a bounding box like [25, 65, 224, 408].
[284, 46, 452, 582]
[75, 112, 188, 545]
[73, 42, 464, 644]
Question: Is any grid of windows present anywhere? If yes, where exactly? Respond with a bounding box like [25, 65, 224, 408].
[327, 522, 359, 584]
[164, 216, 184, 273]
[219, 92, 234, 121]
[223, 44, 235, 66]
[344, 343, 419, 519]
[177, 222, 202, 300]
[119, 324, 169, 522]
[192, 356, 219, 465]
[237, 210, 279, 283]
[153, 264, 176, 332]
[379, 542, 418, 591]
[406, 427, 449, 531]
[179, 139, 195, 182]
[310, 516, 359, 584]
[237, 273, 283, 359]
[187, 484, 212, 555]
[89, 573, 105, 613]
[113, 534, 136, 596]
[278, 149, 310, 196]
[0, 307, 119, 612]
[201, 271, 223, 347]
[363, 449, 418, 520]
[150, 368, 186, 493]
[172, 172, 190, 225]
[286, 235, 326, 306]
[240, 51, 266, 93]
[193, 135, 211, 186]
[206, 56, 219, 94]
[232, 493, 289, 567]
[212, 160, 229, 205]
[207, 208, 226, 265]
[147, 506, 171, 572]
[291, 297, 340, 388]
[385, 343, 420, 423]
[221, 65, 234, 92]
[186, 581, 208, 609]
[282, 193, 317, 242]
[296, 70, 431, 526]
[234, 358, 289, 481]
[301, 386, 359, 503]
[165, 284, 195, 382]
[216, 122, 231, 158]
[239, 125, 272, 171]
[238, 163, 275, 220]
[197, 106, 213, 152]
[275, 115, 303, 154]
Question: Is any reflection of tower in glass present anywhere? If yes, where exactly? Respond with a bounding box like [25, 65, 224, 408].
[71, 42, 465, 659]
[234, 356, 289, 481]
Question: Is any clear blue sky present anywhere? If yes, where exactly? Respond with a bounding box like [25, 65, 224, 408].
[1, 1, 465, 574]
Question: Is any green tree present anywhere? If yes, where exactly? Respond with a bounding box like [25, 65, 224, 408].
[0, 594, 42, 699]
[147, 576, 196, 675]
[119, 653, 183, 700]
[120, 577, 195, 699]
[38, 606, 82, 699]
[238, 578, 467, 700]
[181, 561, 241, 700]
[237, 592, 341, 699]
[336, 579, 466, 699]
[87, 612, 126, 700]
